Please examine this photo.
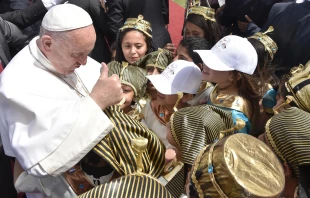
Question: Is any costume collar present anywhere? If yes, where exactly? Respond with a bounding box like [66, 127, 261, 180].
[209, 85, 250, 118]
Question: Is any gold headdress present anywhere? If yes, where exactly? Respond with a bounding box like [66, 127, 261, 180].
[146, 48, 174, 70]
[169, 105, 234, 165]
[79, 137, 172, 198]
[249, 26, 278, 60]
[108, 61, 148, 106]
[120, 14, 152, 38]
[187, 0, 216, 22]
[265, 107, 310, 177]
[284, 61, 310, 113]
[190, 133, 285, 198]
[93, 105, 166, 178]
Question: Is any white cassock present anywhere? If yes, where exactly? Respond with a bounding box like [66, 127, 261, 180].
[0, 37, 114, 198]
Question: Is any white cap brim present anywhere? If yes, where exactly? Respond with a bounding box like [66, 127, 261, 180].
[147, 75, 179, 95]
[194, 50, 234, 72]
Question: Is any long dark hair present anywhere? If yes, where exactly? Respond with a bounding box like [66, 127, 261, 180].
[248, 38, 279, 94]
[186, 14, 222, 46]
[115, 28, 156, 63]
[233, 71, 261, 136]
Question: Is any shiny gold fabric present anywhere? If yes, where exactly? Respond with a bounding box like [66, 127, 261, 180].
[92, 105, 165, 178]
[210, 85, 251, 118]
[170, 105, 234, 165]
[78, 173, 172, 198]
[151, 99, 174, 125]
[187, 6, 216, 22]
[146, 48, 174, 70]
[285, 61, 310, 113]
[120, 15, 152, 38]
[265, 107, 310, 177]
[191, 133, 285, 198]
[248, 26, 278, 60]
[108, 61, 148, 103]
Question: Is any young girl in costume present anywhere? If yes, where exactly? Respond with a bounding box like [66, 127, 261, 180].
[174, 36, 214, 106]
[142, 60, 202, 148]
[108, 61, 148, 120]
[195, 35, 261, 134]
[114, 15, 156, 64]
[184, 0, 222, 46]
[145, 48, 174, 99]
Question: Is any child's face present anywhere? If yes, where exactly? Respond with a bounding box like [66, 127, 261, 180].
[202, 64, 233, 86]
[173, 44, 193, 62]
[120, 84, 135, 111]
[121, 30, 148, 64]
[185, 21, 204, 38]
[156, 92, 179, 107]
[146, 67, 164, 99]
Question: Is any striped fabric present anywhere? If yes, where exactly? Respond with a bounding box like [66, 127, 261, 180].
[145, 48, 174, 70]
[285, 61, 310, 113]
[108, 61, 148, 102]
[170, 105, 234, 165]
[78, 173, 172, 198]
[266, 107, 310, 177]
[164, 166, 185, 198]
[93, 106, 166, 178]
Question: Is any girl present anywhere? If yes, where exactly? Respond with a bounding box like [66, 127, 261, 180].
[115, 15, 156, 64]
[145, 48, 174, 99]
[184, 0, 223, 46]
[195, 35, 262, 135]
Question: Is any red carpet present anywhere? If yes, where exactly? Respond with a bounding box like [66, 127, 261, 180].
[168, 0, 185, 46]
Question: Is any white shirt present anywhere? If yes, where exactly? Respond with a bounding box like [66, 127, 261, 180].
[41, 0, 67, 10]
[0, 37, 113, 197]
[141, 101, 172, 148]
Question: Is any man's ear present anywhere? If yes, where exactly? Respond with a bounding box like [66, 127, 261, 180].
[40, 35, 53, 52]
[182, 94, 194, 102]
[283, 162, 294, 178]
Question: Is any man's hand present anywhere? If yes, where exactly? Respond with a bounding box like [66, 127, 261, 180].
[99, 0, 108, 12]
[237, 15, 252, 33]
[90, 63, 123, 110]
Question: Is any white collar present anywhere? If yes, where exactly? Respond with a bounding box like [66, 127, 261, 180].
[29, 36, 65, 78]
[296, 0, 310, 3]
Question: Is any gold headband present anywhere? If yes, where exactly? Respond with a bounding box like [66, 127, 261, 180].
[249, 26, 278, 60]
[187, 6, 216, 22]
[120, 14, 152, 38]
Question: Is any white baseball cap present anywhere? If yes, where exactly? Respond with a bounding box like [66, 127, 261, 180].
[42, 4, 93, 32]
[146, 60, 202, 95]
[194, 35, 258, 75]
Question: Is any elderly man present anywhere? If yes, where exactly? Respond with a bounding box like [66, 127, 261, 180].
[0, 4, 122, 198]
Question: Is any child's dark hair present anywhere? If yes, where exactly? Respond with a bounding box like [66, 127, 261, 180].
[110, 41, 117, 51]
[233, 71, 262, 137]
[115, 28, 156, 63]
[186, 14, 222, 46]
[179, 37, 211, 65]
[248, 38, 278, 94]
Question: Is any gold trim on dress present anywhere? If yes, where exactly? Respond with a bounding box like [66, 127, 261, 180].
[249, 26, 278, 60]
[210, 85, 251, 118]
